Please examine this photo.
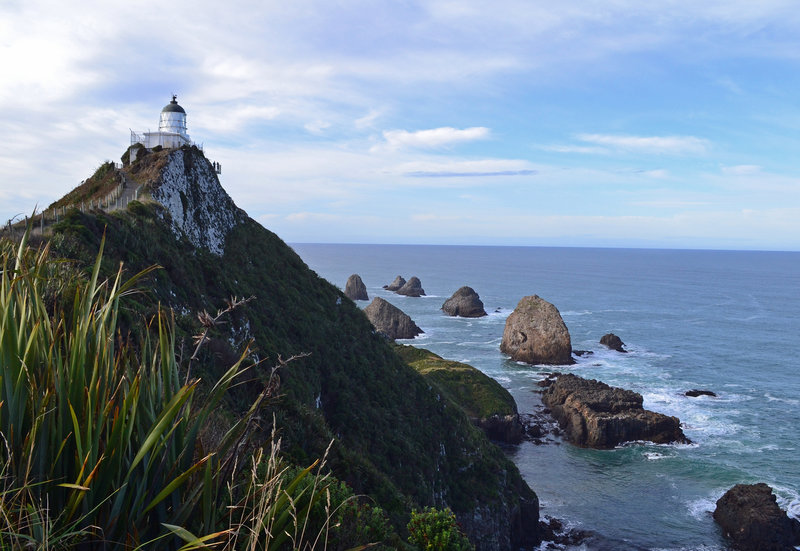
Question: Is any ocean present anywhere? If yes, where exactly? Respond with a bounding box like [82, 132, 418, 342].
[290, 244, 800, 550]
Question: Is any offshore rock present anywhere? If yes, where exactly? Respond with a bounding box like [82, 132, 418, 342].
[500, 295, 574, 365]
[714, 483, 800, 551]
[541, 373, 689, 448]
[600, 333, 627, 353]
[442, 286, 487, 318]
[383, 275, 406, 291]
[149, 147, 242, 255]
[686, 389, 717, 398]
[396, 276, 426, 297]
[363, 297, 423, 340]
[344, 274, 368, 301]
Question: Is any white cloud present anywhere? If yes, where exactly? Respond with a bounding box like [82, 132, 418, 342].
[355, 110, 382, 129]
[376, 127, 490, 151]
[304, 120, 331, 134]
[721, 164, 762, 175]
[576, 134, 710, 155]
[640, 169, 670, 178]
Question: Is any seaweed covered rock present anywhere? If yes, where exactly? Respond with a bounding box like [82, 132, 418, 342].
[442, 286, 487, 318]
[396, 276, 426, 297]
[541, 373, 689, 448]
[714, 483, 800, 551]
[344, 274, 368, 301]
[363, 297, 423, 340]
[500, 295, 574, 365]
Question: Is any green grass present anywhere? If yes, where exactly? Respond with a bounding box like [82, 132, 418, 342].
[394, 345, 516, 420]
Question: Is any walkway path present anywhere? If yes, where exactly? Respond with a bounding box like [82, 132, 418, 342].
[3, 167, 145, 239]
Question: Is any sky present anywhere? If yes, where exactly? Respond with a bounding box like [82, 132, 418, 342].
[2, 1, 800, 250]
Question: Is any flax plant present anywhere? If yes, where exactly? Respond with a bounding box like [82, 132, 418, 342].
[0, 230, 263, 549]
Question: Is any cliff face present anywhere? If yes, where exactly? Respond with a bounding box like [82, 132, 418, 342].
[47, 146, 540, 550]
[148, 148, 241, 255]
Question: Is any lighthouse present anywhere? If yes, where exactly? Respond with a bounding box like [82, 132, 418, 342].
[159, 95, 188, 138]
[131, 95, 192, 153]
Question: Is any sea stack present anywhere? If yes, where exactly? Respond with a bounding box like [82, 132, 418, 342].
[396, 276, 426, 297]
[442, 286, 487, 318]
[600, 333, 627, 353]
[363, 297, 423, 340]
[383, 275, 406, 291]
[500, 295, 574, 365]
[344, 274, 368, 301]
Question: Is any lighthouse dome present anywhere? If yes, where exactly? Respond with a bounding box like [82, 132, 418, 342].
[159, 95, 188, 137]
[162, 96, 186, 114]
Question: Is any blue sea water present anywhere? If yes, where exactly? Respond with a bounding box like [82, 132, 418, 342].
[290, 244, 800, 550]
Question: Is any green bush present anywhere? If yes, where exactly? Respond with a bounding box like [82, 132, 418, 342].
[407, 508, 474, 551]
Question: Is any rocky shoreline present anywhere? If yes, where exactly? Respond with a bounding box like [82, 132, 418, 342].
[344, 274, 797, 549]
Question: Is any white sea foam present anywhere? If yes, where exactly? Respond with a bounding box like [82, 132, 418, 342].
[772, 485, 800, 520]
[643, 451, 668, 460]
[687, 492, 724, 521]
[561, 310, 593, 317]
[765, 393, 800, 406]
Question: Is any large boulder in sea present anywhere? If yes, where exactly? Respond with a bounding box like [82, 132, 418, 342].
[396, 276, 426, 297]
[442, 286, 487, 318]
[363, 297, 423, 340]
[383, 275, 406, 291]
[600, 333, 627, 353]
[500, 295, 574, 365]
[344, 274, 368, 301]
[714, 483, 800, 551]
[540, 373, 690, 448]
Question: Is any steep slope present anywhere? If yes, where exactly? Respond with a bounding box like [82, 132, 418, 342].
[47, 146, 539, 550]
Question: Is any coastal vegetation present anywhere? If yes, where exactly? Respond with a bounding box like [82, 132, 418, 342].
[0, 146, 540, 548]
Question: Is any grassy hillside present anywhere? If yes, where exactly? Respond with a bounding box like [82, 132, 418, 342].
[395, 345, 516, 420]
[46, 185, 538, 548]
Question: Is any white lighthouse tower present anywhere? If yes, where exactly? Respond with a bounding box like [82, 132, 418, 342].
[158, 95, 189, 139]
[131, 95, 192, 152]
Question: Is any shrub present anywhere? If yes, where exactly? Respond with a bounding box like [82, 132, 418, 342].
[0, 231, 267, 548]
[407, 507, 474, 551]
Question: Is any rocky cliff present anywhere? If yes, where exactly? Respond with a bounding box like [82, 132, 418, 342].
[46, 145, 541, 550]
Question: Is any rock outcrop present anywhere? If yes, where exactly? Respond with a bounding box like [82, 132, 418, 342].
[396, 276, 426, 297]
[396, 345, 524, 445]
[363, 297, 423, 340]
[500, 295, 574, 365]
[149, 148, 242, 255]
[686, 389, 717, 398]
[477, 414, 525, 444]
[344, 274, 368, 301]
[442, 286, 487, 317]
[714, 483, 800, 551]
[383, 275, 406, 291]
[540, 373, 689, 448]
[600, 333, 627, 353]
